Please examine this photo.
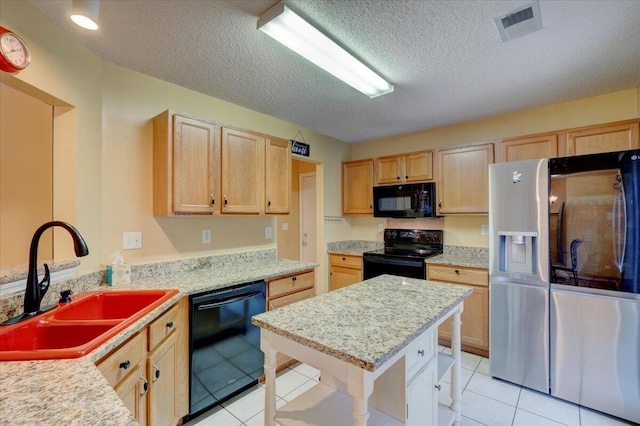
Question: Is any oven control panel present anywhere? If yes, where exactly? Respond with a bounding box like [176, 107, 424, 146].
[384, 229, 443, 244]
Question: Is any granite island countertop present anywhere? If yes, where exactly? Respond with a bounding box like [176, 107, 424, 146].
[0, 255, 318, 426]
[252, 274, 473, 372]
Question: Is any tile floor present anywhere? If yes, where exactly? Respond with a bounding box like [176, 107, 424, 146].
[184, 346, 636, 426]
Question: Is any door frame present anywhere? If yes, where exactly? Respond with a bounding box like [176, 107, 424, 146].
[299, 171, 317, 262]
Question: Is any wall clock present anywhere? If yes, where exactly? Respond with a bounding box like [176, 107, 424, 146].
[0, 26, 31, 73]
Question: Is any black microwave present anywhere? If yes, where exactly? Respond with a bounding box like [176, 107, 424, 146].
[373, 182, 437, 218]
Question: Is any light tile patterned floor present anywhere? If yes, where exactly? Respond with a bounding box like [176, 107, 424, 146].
[185, 346, 636, 426]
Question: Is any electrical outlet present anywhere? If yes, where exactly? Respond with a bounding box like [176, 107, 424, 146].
[282, 223, 289, 231]
[481, 225, 489, 235]
[202, 229, 211, 244]
[377, 223, 384, 232]
[123, 232, 142, 250]
[265, 226, 273, 239]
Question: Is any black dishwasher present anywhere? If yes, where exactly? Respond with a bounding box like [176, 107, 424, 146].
[187, 280, 266, 419]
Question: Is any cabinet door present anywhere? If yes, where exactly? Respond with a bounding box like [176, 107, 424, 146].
[406, 358, 437, 426]
[564, 120, 639, 156]
[330, 266, 363, 291]
[437, 144, 494, 214]
[172, 115, 219, 214]
[221, 127, 265, 214]
[265, 137, 291, 214]
[342, 159, 373, 215]
[500, 134, 559, 162]
[375, 155, 403, 185]
[438, 286, 489, 351]
[115, 362, 148, 426]
[148, 332, 179, 426]
[404, 150, 433, 182]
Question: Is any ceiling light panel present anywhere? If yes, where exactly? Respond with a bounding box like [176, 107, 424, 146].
[258, 1, 393, 98]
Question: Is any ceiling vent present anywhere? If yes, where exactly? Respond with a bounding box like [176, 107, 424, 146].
[495, 1, 543, 42]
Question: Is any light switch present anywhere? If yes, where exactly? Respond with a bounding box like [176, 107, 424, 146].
[265, 226, 273, 239]
[282, 223, 289, 231]
[202, 229, 211, 244]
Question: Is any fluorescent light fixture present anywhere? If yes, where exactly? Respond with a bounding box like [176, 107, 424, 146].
[70, 0, 100, 31]
[258, 1, 393, 98]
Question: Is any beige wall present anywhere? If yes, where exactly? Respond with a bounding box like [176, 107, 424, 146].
[1, 0, 351, 286]
[351, 89, 640, 247]
[0, 83, 53, 266]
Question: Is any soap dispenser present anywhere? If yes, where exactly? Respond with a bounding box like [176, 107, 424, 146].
[59, 290, 73, 305]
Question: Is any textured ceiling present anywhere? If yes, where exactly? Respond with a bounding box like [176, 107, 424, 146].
[28, 0, 640, 143]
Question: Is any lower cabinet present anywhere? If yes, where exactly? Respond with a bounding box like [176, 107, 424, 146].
[427, 263, 489, 357]
[329, 254, 362, 291]
[97, 298, 189, 426]
[406, 358, 437, 426]
[266, 269, 315, 369]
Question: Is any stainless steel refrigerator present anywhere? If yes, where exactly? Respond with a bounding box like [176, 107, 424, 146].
[489, 150, 640, 424]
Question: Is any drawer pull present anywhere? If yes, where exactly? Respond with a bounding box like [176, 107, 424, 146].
[152, 362, 161, 382]
[435, 384, 441, 391]
[418, 349, 425, 357]
[166, 321, 174, 329]
[292, 276, 297, 281]
[342, 257, 346, 261]
[454, 269, 460, 274]
[119, 360, 130, 370]
[140, 374, 149, 394]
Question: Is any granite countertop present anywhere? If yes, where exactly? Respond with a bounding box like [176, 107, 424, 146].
[252, 274, 472, 372]
[0, 259, 80, 285]
[327, 240, 383, 256]
[427, 246, 489, 269]
[0, 257, 318, 426]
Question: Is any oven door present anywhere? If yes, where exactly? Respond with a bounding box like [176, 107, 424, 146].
[363, 255, 426, 280]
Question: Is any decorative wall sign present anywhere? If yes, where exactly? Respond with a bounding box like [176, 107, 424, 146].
[291, 140, 310, 157]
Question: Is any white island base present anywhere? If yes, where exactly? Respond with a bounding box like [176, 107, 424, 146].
[261, 303, 464, 426]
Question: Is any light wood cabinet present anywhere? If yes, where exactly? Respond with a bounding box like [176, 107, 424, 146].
[329, 254, 363, 291]
[342, 159, 373, 215]
[96, 298, 189, 426]
[221, 127, 265, 214]
[267, 270, 315, 370]
[500, 133, 559, 162]
[153, 111, 220, 216]
[374, 150, 433, 185]
[436, 143, 494, 215]
[265, 137, 291, 214]
[562, 119, 639, 156]
[427, 264, 489, 357]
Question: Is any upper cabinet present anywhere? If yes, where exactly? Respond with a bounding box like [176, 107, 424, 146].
[437, 143, 495, 215]
[153, 111, 291, 216]
[562, 119, 639, 156]
[265, 137, 292, 214]
[342, 159, 373, 215]
[499, 134, 559, 163]
[374, 150, 433, 185]
[153, 110, 220, 216]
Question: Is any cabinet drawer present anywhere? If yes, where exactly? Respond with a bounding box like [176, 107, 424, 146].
[406, 330, 435, 379]
[427, 264, 488, 287]
[269, 271, 314, 299]
[268, 288, 315, 310]
[329, 254, 362, 269]
[149, 303, 180, 350]
[98, 331, 147, 388]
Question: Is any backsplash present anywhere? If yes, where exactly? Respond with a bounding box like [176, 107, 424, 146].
[387, 218, 445, 230]
[0, 249, 277, 323]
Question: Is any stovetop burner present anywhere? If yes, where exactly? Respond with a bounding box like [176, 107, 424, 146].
[364, 229, 443, 260]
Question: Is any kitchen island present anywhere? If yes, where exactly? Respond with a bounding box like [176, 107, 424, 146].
[252, 274, 472, 426]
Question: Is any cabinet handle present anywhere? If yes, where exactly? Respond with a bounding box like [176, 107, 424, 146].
[292, 276, 297, 281]
[454, 269, 460, 274]
[267, 199, 271, 210]
[166, 321, 174, 329]
[418, 349, 425, 357]
[397, 176, 400, 180]
[152, 362, 161, 382]
[210, 194, 215, 207]
[140, 373, 149, 395]
[435, 384, 441, 391]
[119, 360, 130, 370]
[405, 175, 408, 179]
[223, 195, 228, 208]
[438, 200, 442, 208]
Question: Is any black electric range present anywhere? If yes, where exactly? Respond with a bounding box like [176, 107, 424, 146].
[363, 229, 443, 280]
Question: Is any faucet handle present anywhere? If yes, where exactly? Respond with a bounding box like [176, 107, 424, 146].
[38, 263, 51, 296]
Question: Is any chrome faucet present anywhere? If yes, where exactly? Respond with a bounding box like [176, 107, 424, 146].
[1, 221, 89, 326]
